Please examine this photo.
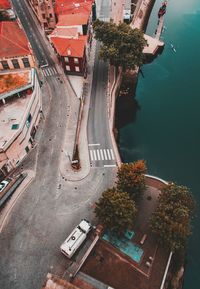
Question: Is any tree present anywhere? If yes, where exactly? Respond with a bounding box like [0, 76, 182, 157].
[95, 188, 137, 234]
[150, 183, 195, 251]
[116, 160, 147, 199]
[93, 20, 146, 71]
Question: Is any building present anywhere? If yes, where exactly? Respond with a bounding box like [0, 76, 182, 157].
[0, 0, 15, 21]
[0, 20, 35, 70]
[0, 68, 42, 178]
[49, 28, 88, 75]
[0, 0, 11, 9]
[27, 0, 56, 31]
[49, 0, 95, 75]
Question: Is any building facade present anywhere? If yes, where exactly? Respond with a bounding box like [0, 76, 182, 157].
[0, 68, 42, 178]
[49, 0, 95, 76]
[28, 0, 56, 31]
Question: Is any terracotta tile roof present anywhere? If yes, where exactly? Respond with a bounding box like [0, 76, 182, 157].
[57, 11, 90, 26]
[50, 35, 87, 58]
[50, 27, 78, 39]
[0, 0, 11, 9]
[55, 0, 93, 16]
[0, 21, 31, 58]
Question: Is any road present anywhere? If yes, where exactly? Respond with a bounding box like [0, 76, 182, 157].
[0, 0, 116, 288]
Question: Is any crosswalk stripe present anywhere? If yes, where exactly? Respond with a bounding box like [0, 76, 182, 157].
[45, 69, 50, 76]
[90, 150, 94, 161]
[93, 150, 97, 161]
[107, 149, 111, 160]
[110, 149, 115, 160]
[49, 68, 54, 75]
[97, 149, 100, 160]
[103, 149, 108, 160]
[100, 149, 104, 160]
[52, 67, 57, 74]
[42, 69, 47, 76]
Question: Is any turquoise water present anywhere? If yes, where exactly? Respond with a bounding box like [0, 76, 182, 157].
[102, 231, 143, 263]
[119, 0, 200, 287]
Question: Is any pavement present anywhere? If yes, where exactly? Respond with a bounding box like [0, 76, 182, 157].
[59, 39, 97, 181]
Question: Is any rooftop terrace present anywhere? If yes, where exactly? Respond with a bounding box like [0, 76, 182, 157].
[0, 71, 30, 94]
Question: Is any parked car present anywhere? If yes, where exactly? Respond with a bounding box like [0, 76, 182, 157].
[0, 180, 9, 193]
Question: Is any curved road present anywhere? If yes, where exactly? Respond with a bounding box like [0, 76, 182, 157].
[0, 0, 116, 288]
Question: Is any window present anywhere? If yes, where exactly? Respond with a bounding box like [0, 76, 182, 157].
[74, 58, 79, 64]
[11, 124, 19, 130]
[65, 57, 69, 63]
[66, 65, 70, 71]
[11, 59, 20, 69]
[1, 61, 9, 70]
[75, 66, 80, 72]
[22, 58, 30, 68]
[42, 13, 45, 19]
[49, 13, 52, 18]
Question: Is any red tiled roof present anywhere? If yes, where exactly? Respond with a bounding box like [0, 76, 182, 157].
[0, 0, 11, 9]
[0, 21, 31, 58]
[50, 35, 87, 58]
[57, 12, 90, 26]
[55, 0, 93, 16]
[50, 27, 78, 39]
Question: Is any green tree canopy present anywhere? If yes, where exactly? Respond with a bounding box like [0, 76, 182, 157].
[150, 183, 195, 251]
[95, 187, 137, 234]
[116, 160, 147, 199]
[93, 20, 146, 71]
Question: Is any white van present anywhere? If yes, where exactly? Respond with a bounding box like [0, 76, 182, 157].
[60, 219, 92, 258]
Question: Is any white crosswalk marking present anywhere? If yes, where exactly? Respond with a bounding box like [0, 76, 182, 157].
[93, 150, 97, 161]
[100, 149, 104, 160]
[42, 67, 58, 77]
[110, 149, 115, 160]
[42, 69, 47, 76]
[90, 150, 94, 161]
[107, 149, 111, 160]
[97, 149, 100, 160]
[53, 67, 57, 74]
[45, 69, 50, 76]
[89, 148, 115, 163]
[103, 149, 108, 160]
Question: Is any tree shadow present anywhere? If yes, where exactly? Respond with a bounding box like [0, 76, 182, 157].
[115, 73, 140, 130]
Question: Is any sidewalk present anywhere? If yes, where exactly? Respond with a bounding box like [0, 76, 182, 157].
[59, 39, 97, 181]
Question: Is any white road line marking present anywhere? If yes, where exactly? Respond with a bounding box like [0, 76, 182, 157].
[97, 149, 100, 160]
[104, 164, 116, 167]
[46, 69, 50, 76]
[51, 68, 55, 75]
[90, 150, 94, 161]
[107, 149, 111, 160]
[42, 70, 47, 76]
[88, 143, 100, 146]
[52, 67, 57, 74]
[48, 68, 53, 75]
[103, 149, 108, 160]
[110, 149, 115, 160]
[100, 149, 104, 160]
[93, 150, 97, 161]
